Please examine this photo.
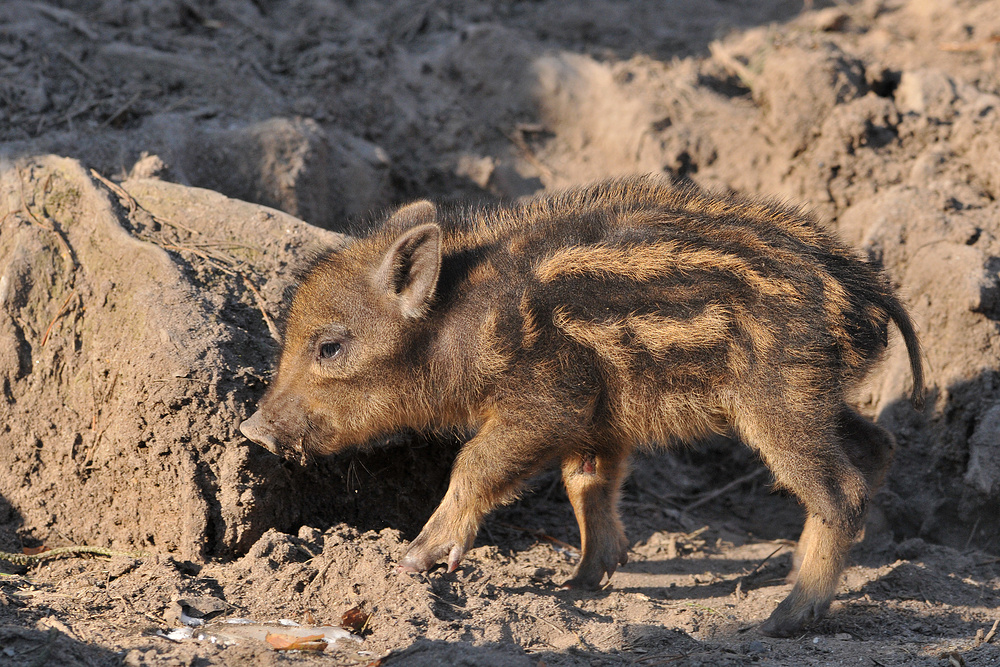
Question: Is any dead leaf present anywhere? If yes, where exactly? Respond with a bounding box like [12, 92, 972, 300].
[341, 606, 371, 634]
[22, 546, 49, 556]
[265, 632, 328, 652]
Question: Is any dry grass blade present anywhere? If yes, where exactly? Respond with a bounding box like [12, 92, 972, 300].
[160, 244, 237, 275]
[682, 467, 767, 513]
[938, 36, 1000, 52]
[56, 47, 98, 80]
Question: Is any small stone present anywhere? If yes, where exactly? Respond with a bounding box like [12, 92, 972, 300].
[745, 640, 766, 654]
[298, 525, 323, 544]
[128, 153, 170, 180]
[835, 632, 853, 640]
[895, 69, 957, 120]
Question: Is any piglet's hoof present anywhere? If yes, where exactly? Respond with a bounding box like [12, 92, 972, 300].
[561, 556, 627, 590]
[758, 594, 828, 638]
[399, 541, 467, 574]
[561, 534, 629, 590]
[398, 550, 440, 573]
[560, 574, 603, 590]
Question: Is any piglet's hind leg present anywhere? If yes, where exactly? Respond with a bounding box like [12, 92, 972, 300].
[561, 451, 630, 590]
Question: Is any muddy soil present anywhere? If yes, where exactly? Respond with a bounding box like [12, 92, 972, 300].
[1, 1, 999, 665]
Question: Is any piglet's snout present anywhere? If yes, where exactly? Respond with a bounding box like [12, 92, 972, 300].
[239, 410, 279, 454]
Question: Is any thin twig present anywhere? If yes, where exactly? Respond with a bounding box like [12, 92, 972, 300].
[744, 545, 785, 580]
[964, 515, 981, 551]
[30, 3, 98, 39]
[682, 525, 710, 540]
[40, 291, 77, 347]
[709, 41, 756, 91]
[520, 610, 571, 636]
[636, 653, 688, 664]
[153, 214, 202, 236]
[984, 619, 999, 644]
[56, 47, 97, 80]
[159, 244, 237, 275]
[16, 165, 77, 277]
[89, 169, 136, 216]
[62, 98, 102, 126]
[190, 241, 260, 251]
[504, 126, 554, 181]
[90, 169, 202, 235]
[101, 91, 142, 128]
[682, 467, 767, 513]
[241, 274, 281, 343]
[495, 521, 580, 556]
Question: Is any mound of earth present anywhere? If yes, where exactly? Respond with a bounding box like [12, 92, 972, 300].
[1, 1, 999, 666]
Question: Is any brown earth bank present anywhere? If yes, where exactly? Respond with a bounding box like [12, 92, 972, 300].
[0, 1, 999, 665]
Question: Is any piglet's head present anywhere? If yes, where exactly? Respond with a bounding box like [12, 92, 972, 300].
[240, 201, 441, 459]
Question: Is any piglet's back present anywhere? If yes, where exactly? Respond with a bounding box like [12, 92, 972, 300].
[420, 178, 916, 435]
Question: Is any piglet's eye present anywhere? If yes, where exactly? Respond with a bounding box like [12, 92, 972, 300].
[319, 341, 342, 360]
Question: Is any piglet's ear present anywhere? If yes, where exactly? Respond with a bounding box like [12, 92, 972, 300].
[375, 220, 442, 319]
[385, 200, 436, 228]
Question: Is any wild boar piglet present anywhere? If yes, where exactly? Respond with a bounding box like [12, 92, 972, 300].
[240, 177, 923, 637]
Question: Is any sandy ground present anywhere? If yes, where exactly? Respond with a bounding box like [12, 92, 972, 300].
[1, 1, 1000, 665]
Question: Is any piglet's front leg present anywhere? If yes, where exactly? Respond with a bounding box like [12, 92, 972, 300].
[399, 418, 559, 574]
[398, 493, 478, 573]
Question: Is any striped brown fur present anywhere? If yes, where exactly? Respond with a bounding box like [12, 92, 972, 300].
[240, 176, 923, 638]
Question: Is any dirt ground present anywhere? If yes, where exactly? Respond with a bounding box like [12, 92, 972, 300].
[1, 0, 1000, 665]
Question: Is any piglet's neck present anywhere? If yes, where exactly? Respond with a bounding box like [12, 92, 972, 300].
[420, 320, 497, 427]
